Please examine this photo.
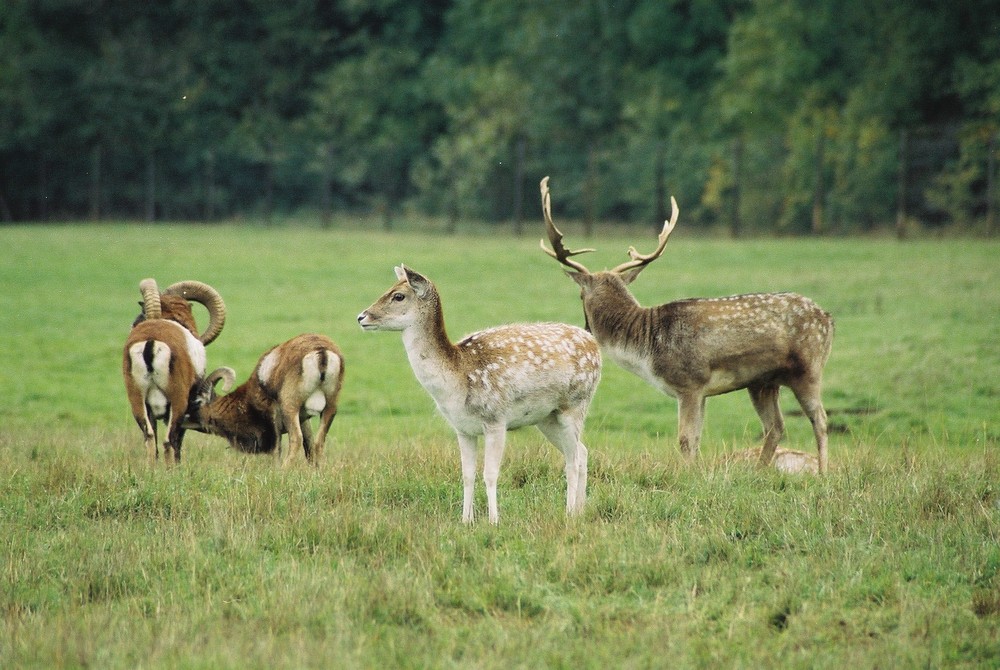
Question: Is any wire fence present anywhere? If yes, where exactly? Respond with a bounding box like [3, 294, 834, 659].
[724, 123, 998, 237]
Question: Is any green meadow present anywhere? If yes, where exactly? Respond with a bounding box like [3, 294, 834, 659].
[1, 222, 998, 668]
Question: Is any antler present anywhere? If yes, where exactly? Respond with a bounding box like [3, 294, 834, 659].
[539, 176, 594, 274]
[609, 196, 680, 275]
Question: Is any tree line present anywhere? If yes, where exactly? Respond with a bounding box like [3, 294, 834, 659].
[2, 0, 998, 234]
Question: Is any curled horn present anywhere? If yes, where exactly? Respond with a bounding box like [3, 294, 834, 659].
[139, 278, 162, 320]
[201, 367, 236, 395]
[162, 281, 227, 345]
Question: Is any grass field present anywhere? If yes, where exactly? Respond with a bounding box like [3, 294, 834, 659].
[1, 222, 998, 668]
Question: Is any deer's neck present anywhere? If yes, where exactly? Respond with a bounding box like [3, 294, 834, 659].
[584, 288, 660, 354]
[400, 302, 462, 399]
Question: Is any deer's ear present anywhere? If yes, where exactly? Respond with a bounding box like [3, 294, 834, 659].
[619, 266, 645, 285]
[567, 271, 593, 289]
[400, 265, 432, 299]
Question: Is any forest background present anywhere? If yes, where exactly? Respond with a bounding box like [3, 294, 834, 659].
[2, 0, 999, 235]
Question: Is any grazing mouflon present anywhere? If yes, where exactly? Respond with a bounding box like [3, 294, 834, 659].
[188, 334, 344, 466]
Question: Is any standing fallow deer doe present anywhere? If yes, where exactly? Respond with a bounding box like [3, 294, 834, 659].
[539, 177, 834, 473]
[357, 265, 601, 524]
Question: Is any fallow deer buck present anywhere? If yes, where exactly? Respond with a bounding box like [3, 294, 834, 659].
[539, 177, 834, 473]
[358, 265, 601, 524]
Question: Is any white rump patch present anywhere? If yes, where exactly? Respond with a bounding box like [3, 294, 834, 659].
[305, 390, 326, 415]
[301, 349, 342, 397]
[150, 320, 209, 376]
[299, 351, 322, 390]
[128, 340, 173, 418]
[183, 334, 206, 376]
[257, 349, 280, 385]
[146, 389, 169, 419]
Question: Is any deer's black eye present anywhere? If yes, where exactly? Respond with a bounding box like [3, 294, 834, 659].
[392, 292, 406, 302]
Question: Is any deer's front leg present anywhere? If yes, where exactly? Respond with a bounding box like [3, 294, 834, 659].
[457, 433, 478, 523]
[677, 393, 706, 459]
[482, 424, 508, 525]
[749, 384, 784, 468]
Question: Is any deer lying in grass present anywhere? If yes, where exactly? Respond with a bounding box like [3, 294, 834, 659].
[358, 265, 601, 524]
[539, 177, 834, 473]
[726, 447, 819, 474]
[187, 334, 345, 467]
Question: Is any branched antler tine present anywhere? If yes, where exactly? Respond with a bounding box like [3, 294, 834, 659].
[629, 195, 679, 262]
[539, 176, 593, 273]
[611, 196, 680, 274]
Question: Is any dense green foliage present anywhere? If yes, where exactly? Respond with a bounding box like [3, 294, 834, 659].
[1, 224, 998, 666]
[2, 1, 998, 232]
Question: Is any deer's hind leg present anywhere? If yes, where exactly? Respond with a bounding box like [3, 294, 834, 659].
[788, 376, 829, 474]
[537, 409, 588, 516]
[482, 424, 508, 525]
[677, 393, 707, 460]
[748, 384, 784, 468]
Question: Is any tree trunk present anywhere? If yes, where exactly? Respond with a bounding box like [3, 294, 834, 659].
[896, 129, 908, 240]
[811, 128, 825, 235]
[263, 155, 274, 225]
[584, 143, 597, 237]
[730, 137, 743, 239]
[512, 135, 526, 236]
[988, 131, 997, 237]
[38, 154, 49, 220]
[446, 168, 458, 235]
[203, 150, 216, 222]
[654, 140, 667, 228]
[89, 144, 102, 222]
[320, 143, 334, 229]
[0, 166, 12, 221]
[145, 151, 156, 223]
[380, 198, 393, 232]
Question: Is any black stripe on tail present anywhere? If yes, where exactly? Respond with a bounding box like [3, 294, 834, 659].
[142, 340, 157, 372]
[317, 349, 328, 382]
